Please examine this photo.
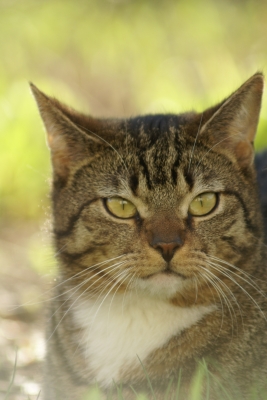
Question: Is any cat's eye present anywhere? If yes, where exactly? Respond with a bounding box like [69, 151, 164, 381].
[105, 197, 137, 219]
[188, 192, 217, 216]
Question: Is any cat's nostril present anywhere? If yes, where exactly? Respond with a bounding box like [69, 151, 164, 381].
[152, 240, 183, 262]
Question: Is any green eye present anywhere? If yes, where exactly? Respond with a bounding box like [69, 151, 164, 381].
[105, 197, 137, 219]
[189, 192, 217, 216]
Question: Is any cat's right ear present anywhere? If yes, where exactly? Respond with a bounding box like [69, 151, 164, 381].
[30, 84, 102, 181]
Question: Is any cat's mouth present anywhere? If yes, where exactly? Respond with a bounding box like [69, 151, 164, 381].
[143, 269, 186, 280]
[135, 268, 187, 298]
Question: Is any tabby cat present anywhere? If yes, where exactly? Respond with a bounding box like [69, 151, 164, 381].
[31, 73, 267, 400]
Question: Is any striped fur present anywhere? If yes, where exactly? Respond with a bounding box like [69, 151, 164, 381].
[31, 73, 267, 399]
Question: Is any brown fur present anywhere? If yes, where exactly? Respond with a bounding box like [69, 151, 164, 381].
[31, 73, 267, 399]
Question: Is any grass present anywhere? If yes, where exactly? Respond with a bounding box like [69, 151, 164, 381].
[80, 360, 267, 400]
[4, 347, 267, 399]
[4, 351, 17, 400]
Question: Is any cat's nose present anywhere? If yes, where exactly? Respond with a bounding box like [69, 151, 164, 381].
[151, 239, 183, 262]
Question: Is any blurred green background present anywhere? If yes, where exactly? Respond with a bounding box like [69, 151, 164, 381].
[1, 0, 267, 245]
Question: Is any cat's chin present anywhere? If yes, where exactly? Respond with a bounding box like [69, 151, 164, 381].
[133, 272, 187, 299]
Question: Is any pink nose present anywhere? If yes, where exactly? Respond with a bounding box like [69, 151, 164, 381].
[151, 239, 183, 262]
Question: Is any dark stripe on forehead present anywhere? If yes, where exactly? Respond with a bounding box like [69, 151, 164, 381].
[171, 137, 183, 185]
[149, 116, 169, 140]
[139, 156, 152, 190]
[126, 114, 185, 144]
[126, 115, 186, 189]
[171, 155, 180, 185]
[129, 174, 139, 195]
[184, 170, 194, 190]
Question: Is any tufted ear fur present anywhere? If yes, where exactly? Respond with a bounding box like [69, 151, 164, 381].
[200, 73, 264, 168]
[30, 84, 105, 182]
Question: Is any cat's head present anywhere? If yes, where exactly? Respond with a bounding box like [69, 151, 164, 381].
[31, 73, 264, 304]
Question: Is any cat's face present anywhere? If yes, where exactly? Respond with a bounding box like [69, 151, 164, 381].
[32, 73, 264, 304]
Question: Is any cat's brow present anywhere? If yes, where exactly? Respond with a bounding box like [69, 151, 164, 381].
[77, 124, 130, 176]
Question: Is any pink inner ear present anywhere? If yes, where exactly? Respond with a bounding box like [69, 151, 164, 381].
[234, 140, 254, 167]
[47, 131, 54, 148]
[47, 131, 71, 178]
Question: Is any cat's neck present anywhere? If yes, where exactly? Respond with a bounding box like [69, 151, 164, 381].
[72, 291, 215, 387]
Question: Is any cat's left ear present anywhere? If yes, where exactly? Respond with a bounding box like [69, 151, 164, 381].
[200, 73, 264, 167]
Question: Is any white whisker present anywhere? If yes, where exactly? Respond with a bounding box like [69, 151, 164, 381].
[205, 262, 244, 330]
[197, 269, 225, 336]
[198, 265, 237, 333]
[121, 272, 136, 315]
[187, 113, 203, 174]
[207, 260, 266, 322]
[106, 272, 131, 331]
[9, 254, 126, 311]
[208, 255, 266, 298]
[46, 261, 126, 342]
[90, 268, 129, 329]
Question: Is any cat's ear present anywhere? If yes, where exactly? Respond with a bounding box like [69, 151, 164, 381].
[30, 84, 103, 180]
[200, 73, 264, 168]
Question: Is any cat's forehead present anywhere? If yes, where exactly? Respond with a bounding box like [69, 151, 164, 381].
[107, 116, 186, 189]
[115, 113, 195, 166]
[94, 114, 223, 207]
[122, 112, 195, 144]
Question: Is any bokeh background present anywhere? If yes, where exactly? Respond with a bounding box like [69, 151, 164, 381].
[1, 0, 267, 398]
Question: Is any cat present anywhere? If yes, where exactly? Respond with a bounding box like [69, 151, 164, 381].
[255, 149, 267, 237]
[31, 73, 267, 400]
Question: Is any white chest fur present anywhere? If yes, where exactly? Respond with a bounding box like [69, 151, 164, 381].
[73, 292, 214, 387]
